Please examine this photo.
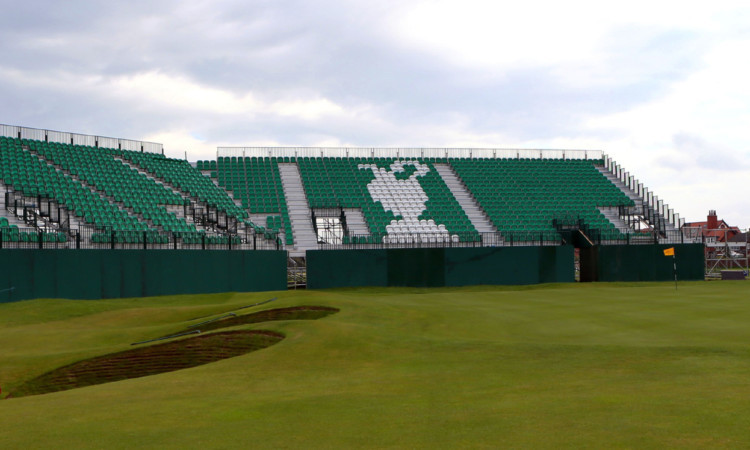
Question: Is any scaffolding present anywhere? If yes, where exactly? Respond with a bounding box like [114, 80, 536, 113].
[683, 227, 749, 277]
[705, 238, 748, 277]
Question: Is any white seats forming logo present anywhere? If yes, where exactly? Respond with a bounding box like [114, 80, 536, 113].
[358, 160, 459, 244]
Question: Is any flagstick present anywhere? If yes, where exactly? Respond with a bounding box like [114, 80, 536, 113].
[673, 253, 678, 290]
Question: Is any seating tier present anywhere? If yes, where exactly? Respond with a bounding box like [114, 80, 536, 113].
[1, 137, 146, 232]
[450, 158, 635, 240]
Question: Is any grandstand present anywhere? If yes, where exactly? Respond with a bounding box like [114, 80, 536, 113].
[0, 126, 278, 250]
[207, 146, 692, 254]
[0, 124, 705, 298]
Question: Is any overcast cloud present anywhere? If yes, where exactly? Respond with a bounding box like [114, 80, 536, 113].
[1, 0, 749, 226]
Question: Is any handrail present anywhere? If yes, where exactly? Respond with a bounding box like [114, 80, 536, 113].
[0, 124, 163, 154]
[217, 147, 604, 160]
[602, 153, 683, 230]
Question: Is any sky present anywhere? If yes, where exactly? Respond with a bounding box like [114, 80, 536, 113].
[1, 1, 749, 227]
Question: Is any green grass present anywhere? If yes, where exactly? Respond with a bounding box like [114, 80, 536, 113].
[2, 282, 750, 448]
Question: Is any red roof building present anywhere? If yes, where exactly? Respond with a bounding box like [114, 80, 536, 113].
[684, 210, 740, 243]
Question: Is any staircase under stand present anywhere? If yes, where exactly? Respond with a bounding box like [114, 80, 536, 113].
[277, 163, 319, 256]
[434, 163, 498, 243]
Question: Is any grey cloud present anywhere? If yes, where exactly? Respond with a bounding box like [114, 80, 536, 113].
[0, 0, 718, 148]
[656, 133, 748, 172]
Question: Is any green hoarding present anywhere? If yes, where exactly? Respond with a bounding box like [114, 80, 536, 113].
[581, 244, 704, 282]
[0, 250, 287, 302]
[307, 249, 388, 289]
[307, 246, 575, 289]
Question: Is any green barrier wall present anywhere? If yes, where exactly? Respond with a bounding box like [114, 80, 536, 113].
[307, 246, 575, 289]
[307, 249, 388, 288]
[580, 244, 704, 282]
[388, 248, 446, 287]
[444, 246, 575, 286]
[0, 250, 287, 302]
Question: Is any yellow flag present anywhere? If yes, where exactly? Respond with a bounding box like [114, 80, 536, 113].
[663, 247, 675, 256]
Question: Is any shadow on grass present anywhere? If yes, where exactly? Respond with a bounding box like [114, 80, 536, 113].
[181, 306, 339, 334]
[11, 306, 339, 398]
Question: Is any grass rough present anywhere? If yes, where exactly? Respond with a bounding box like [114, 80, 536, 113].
[2, 282, 750, 448]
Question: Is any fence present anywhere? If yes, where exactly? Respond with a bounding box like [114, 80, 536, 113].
[603, 153, 683, 231]
[217, 147, 603, 160]
[0, 249, 288, 302]
[318, 229, 697, 250]
[584, 229, 699, 245]
[307, 246, 575, 289]
[0, 227, 70, 249]
[0, 123, 163, 154]
[0, 227, 697, 252]
[0, 226, 281, 251]
[4, 191, 72, 231]
[3, 187, 281, 251]
[580, 243, 705, 282]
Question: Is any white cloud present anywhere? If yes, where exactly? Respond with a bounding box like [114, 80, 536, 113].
[112, 71, 262, 114]
[391, 1, 603, 70]
[270, 98, 344, 120]
[112, 71, 353, 122]
[390, 1, 744, 71]
[587, 37, 750, 141]
[582, 34, 750, 193]
[142, 130, 216, 161]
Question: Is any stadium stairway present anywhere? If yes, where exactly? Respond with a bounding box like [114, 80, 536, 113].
[0, 182, 36, 229]
[342, 208, 370, 237]
[598, 206, 633, 234]
[596, 167, 643, 209]
[596, 166, 681, 234]
[278, 163, 318, 255]
[434, 163, 497, 236]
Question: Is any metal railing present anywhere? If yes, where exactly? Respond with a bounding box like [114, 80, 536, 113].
[74, 226, 280, 251]
[218, 147, 604, 160]
[320, 231, 563, 250]
[0, 225, 705, 251]
[583, 229, 694, 246]
[0, 226, 281, 250]
[5, 191, 70, 230]
[2, 184, 279, 250]
[602, 154, 684, 231]
[318, 228, 698, 250]
[554, 214, 698, 245]
[0, 124, 163, 154]
[0, 227, 73, 249]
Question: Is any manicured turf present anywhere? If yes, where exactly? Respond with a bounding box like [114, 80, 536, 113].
[1, 282, 750, 448]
